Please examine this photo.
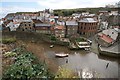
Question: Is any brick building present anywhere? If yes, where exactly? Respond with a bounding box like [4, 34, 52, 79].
[54, 25, 65, 38]
[65, 21, 78, 37]
[16, 20, 35, 32]
[78, 18, 98, 37]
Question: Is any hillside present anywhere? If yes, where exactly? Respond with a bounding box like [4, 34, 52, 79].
[53, 7, 119, 16]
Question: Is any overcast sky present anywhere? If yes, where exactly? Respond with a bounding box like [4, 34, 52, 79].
[0, 0, 119, 19]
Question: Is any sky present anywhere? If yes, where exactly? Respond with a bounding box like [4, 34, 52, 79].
[0, 0, 119, 19]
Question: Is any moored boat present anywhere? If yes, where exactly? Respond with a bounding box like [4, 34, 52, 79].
[55, 53, 69, 58]
[50, 45, 54, 48]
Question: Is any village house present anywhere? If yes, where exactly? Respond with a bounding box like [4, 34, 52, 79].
[98, 11, 109, 15]
[99, 21, 109, 30]
[32, 19, 51, 34]
[97, 28, 119, 47]
[54, 25, 65, 38]
[6, 22, 20, 31]
[6, 20, 20, 31]
[34, 23, 51, 34]
[1, 24, 10, 32]
[22, 13, 39, 19]
[65, 20, 78, 37]
[78, 17, 98, 38]
[16, 20, 35, 32]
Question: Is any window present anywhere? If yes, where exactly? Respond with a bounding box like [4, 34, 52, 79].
[84, 27, 86, 30]
[55, 31, 58, 32]
[29, 24, 31, 26]
[25, 24, 27, 26]
[81, 26, 83, 29]
[83, 32, 85, 35]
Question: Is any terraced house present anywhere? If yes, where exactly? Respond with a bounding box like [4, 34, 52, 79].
[65, 20, 78, 37]
[78, 18, 98, 38]
[34, 23, 51, 34]
[54, 25, 65, 38]
[16, 20, 35, 32]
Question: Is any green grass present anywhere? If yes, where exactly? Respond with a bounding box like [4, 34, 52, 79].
[76, 38, 86, 42]
[1, 38, 16, 44]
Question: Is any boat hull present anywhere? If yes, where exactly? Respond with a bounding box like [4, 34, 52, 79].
[55, 54, 69, 58]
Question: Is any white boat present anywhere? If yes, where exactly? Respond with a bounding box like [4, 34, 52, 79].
[76, 42, 91, 49]
[82, 68, 93, 78]
[55, 53, 69, 58]
[84, 48, 90, 51]
[50, 45, 54, 48]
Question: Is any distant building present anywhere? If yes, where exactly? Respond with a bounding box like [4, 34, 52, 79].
[34, 23, 51, 34]
[6, 21, 20, 31]
[65, 21, 78, 37]
[54, 25, 65, 38]
[16, 20, 35, 32]
[102, 28, 118, 41]
[78, 18, 98, 37]
[97, 28, 119, 47]
[98, 11, 109, 15]
[1, 24, 10, 32]
[99, 21, 109, 30]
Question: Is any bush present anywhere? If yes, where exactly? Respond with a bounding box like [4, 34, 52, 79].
[55, 66, 78, 78]
[76, 38, 86, 42]
[3, 52, 17, 58]
[50, 36, 57, 41]
[3, 49, 53, 79]
[2, 38, 16, 44]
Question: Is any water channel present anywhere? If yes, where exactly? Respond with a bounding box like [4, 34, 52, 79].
[39, 42, 119, 78]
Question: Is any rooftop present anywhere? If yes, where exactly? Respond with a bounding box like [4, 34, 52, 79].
[35, 23, 51, 27]
[99, 33, 113, 43]
[54, 25, 65, 30]
[66, 21, 78, 26]
[79, 18, 97, 23]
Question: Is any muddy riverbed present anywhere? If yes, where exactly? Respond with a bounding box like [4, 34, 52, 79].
[38, 42, 119, 78]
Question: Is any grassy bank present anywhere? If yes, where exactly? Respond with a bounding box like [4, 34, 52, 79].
[2, 47, 54, 79]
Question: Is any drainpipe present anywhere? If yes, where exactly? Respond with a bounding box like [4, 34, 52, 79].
[65, 21, 67, 38]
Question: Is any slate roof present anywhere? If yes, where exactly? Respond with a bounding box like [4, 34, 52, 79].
[32, 19, 43, 23]
[35, 23, 51, 27]
[66, 21, 78, 26]
[79, 18, 97, 23]
[54, 25, 65, 30]
[98, 33, 113, 43]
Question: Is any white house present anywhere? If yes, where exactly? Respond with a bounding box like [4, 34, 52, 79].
[100, 21, 109, 30]
[102, 28, 118, 40]
[6, 21, 20, 31]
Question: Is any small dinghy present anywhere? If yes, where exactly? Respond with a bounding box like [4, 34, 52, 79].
[50, 45, 54, 48]
[55, 53, 69, 58]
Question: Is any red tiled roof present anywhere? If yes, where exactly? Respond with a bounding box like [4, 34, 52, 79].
[54, 26, 65, 30]
[112, 26, 120, 28]
[50, 21, 55, 25]
[50, 16, 54, 18]
[32, 19, 43, 23]
[100, 34, 113, 43]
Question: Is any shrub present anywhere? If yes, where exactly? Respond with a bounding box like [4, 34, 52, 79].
[76, 38, 86, 42]
[3, 52, 17, 58]
[3, 49, 53, 79]
[2, 38, 16, 44]
[55, 66, 78, 78]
